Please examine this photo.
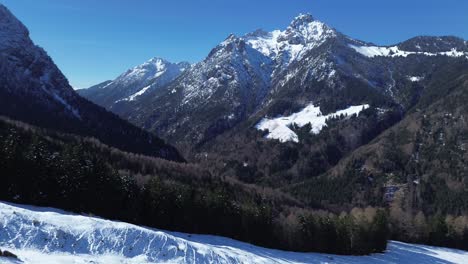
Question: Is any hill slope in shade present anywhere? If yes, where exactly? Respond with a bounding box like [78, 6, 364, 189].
[0, 202, 467, 264]
[0, 4, 183, 161]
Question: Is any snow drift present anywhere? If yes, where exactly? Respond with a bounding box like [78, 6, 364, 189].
[0, 201, 467, 263]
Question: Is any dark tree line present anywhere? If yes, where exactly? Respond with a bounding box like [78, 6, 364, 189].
[0, 117, 389, 255]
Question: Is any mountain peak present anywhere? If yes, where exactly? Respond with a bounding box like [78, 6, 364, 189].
[290, 13, 315, 28]
[147, 57, 168, 64]
[217, 33, 246, 52]
[144, 57, 171, 70]
[245, 29, 270, 38]
[143, 58, 191, 72]
[223, 33, 238, 43]
[0, 4, 31, 49]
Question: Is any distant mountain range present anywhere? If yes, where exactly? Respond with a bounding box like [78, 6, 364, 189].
[80, 14, 468, 157]
[80, 12, 468, 229]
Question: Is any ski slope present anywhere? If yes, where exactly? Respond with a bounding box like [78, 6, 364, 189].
[0, 201, 467, 264]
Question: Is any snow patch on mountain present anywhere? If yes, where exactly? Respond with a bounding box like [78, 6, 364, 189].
[256, 104, 369, 143]
[350, 44, 467, 58]
[51, 92, 81, 119]
[100, 81, 114, 89]
[408, 76, 424, 82]
[1, 201, 468, 264]
[118, 85, 152, 102]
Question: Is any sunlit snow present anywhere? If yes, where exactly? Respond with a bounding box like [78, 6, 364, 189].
[256, 104, 369, 143]
[408, 76, 424, 82]
[349, 45, 467, 58]
[1, 202, 467, 264]
[245, 14, 336, 67]
[119, 85, 152, 102]
[122, 58, 168, 84]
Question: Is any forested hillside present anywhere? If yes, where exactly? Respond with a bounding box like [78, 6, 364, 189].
[290, 60, 468, 250]
[0, 116, 390, 254]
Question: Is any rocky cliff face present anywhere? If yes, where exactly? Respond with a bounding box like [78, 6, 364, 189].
[0, 4, 183, 161]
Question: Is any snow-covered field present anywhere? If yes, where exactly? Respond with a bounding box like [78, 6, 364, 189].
[0, 202, 467, 264]
[256, 104, 369, 143]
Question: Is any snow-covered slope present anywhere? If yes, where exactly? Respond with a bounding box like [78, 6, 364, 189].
[0, 202, 467, 264]
[256, 104, 369, 143]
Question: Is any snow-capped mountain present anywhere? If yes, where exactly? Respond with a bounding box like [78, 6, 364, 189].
[103, 31, 279, 150]
[82, 12, 468, 158]
[80, 14, 345, 151]
[0, 4, 183, 161]
[1, 201, 467, 264]
[245, 14, 337, 73]
[79, 58, 190, 110]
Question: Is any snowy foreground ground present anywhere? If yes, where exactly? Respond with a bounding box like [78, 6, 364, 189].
[0, 202, 467, 264]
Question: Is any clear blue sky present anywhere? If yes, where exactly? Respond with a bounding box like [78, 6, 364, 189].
[1, 0, 467, 89]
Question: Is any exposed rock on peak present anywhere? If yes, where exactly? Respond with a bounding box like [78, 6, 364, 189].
[0, 4, 31, 50]
[289, 13, 315, 28]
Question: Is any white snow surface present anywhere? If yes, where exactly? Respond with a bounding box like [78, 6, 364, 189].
[119, 85, 152, 102]
[1, 201, 468, 264]
[256, 104, 369, 143]
[408, 76, 424, 82]
[349, 44, 468, 59]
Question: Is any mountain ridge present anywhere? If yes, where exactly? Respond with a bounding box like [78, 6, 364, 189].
[80, 13, 467, 153]
[79, 57, 191, 110]
[0, 4, 183, 161]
